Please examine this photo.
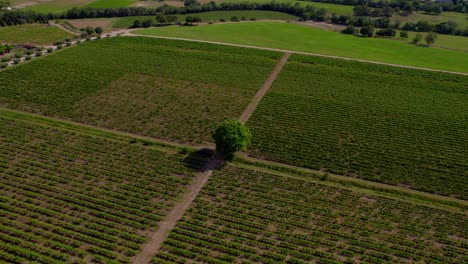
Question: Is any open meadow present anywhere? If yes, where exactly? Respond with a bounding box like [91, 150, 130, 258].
[0, 37, 280, 144]
[134, 22, 468, 73]
[247, 54, 468, 198]
[0, 109, 200, 263]
[153, 164, 468, 263]
[14, 0, 138, 13]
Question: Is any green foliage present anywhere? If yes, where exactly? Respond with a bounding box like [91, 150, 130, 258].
[425, 32, 438, 45]
[154, 165, 467, 263]
[412, 33, 423, 44]
[213, 119, 252, 160]
[248, 55, 468, 198]
[399, 30, 408, 38]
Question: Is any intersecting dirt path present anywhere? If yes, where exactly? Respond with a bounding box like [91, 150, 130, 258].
[131, 155, 223, 264]
[239, 52, 290, 124]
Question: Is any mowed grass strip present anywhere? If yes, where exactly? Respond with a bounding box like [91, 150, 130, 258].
[0, 24, 74, 45]
[153, 165, 468, 263]
[0, 37, 280, 144]
[135, 22, 468, 73]
[247, 54, 468, 199]
[0, 115, 198, 263]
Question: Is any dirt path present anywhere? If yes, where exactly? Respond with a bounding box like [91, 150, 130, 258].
[126, 32, 468, 76]
[239, 52, 290, 124]
[131, 155, 223, 264]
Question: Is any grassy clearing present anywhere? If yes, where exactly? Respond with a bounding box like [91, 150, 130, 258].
[0, 24, 74, 45]
[153, 164, 468, 263]
[0, 37, 280, 144]
[23, 0, 95, 13]
[85, 0, 137, 8]
[110, 10, 297, 28]
[0, 114, 199, 263]
[247, 54, 468, 199]
[134, 22, 468, 73]
[395, 30, 468, 52]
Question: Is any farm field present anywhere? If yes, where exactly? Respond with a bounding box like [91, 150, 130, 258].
[134, 22, 468, 73]
[108, 10, 297, 29]
[396, 30, 468, 53]
[0, 37, 281, 144]
[0, 24, 74, 45]
[247, 54, 468, 199]
[0, 110, 200, 263]
[18, 0, 137, 13]
[153, 164, 468, 263]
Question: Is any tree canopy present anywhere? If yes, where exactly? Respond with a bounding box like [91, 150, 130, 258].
[213, 119, 252, 160]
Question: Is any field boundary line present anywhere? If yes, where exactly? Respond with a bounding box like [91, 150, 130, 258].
[126, 33, 468, 76]
[132, 155, 223, 264]
[234, 154, 468, 213]
[239, 52, 290, 124]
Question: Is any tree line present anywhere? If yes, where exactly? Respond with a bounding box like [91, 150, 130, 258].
[1, 1, 466, 36]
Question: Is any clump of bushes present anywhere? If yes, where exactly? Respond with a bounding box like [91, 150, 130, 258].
[25, 55, 32, 60]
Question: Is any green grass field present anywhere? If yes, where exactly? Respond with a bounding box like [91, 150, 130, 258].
[21, 0, 136, 13]
[396, 30, 468, 52]
[247, 54, 468, 198]
[0, 24, 74, 45]
[85, 0, 137, 8]
[109, 10, 297, 28]
[0, 37, 280, 144]
[134, 22, 468, 73]
[0, 110, 199, 263]
[153, 164, 468, 263]
[223, 0, 354, 14]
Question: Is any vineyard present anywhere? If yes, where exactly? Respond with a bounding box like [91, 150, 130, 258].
[247, 54, 468, 199]
[153, 165, 468, 263]
[0, 114, 201, 263]
[0, 37, 280, 144]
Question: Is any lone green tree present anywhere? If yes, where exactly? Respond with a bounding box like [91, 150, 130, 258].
[425, 32, 437, 45]
[213, 119, 252, 160]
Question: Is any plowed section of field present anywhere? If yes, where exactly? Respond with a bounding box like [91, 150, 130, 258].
[152, 165, 468, 263]
[0, 37, 280, 144]
[247, 55, 468, 199]
[0, 116, 198, 263]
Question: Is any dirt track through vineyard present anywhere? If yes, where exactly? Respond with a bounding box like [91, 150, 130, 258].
[131, 155, 223, 264]
[239, 52, 290, 124]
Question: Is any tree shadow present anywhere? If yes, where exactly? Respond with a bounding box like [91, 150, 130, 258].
[182, 148, 216, 172]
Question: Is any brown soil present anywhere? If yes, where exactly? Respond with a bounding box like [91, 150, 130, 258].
[68, 19, 113, 30]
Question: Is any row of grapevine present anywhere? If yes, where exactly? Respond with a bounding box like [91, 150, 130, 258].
[0, 116, 198, 263]
[153, 165, 467, 263]
[247, 54, 468, 199]
[0, 36, 281, 144]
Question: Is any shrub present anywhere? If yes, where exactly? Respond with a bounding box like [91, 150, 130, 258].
[400, 31, 408, 38]
[47, 48, 53, 53]
[375, 28, 396, 37]
[56, 44, 63, 49]
[95, 27, 103, 34]
[25, 50, 34, 55]
[425, 32, 437, 45]
[13, 58, 21, 64]
[0, 62, 7, 68]
[1, 57, 10, 62]
[219, 18, 226, 22]
[25, 55, 32, 60]
[360, 26, 374, 37]
[250, 18, 256, 21]
[35, 51, 42, 57]
[55, 41, 63, 45]
[342, 25, 357, 35]
[412, 33, 422, 44]
[231, 16, 240, 22]
[14, 53, 22, 58]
